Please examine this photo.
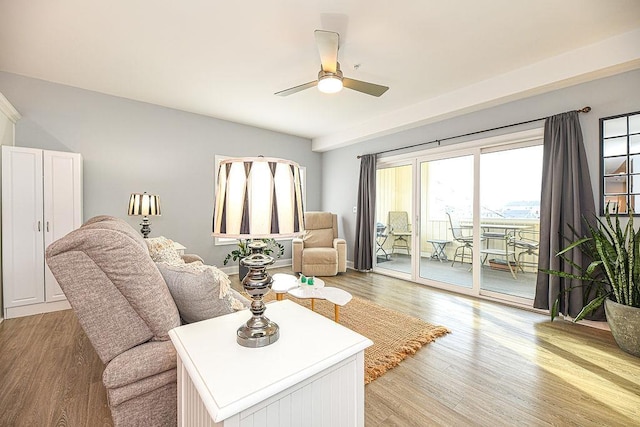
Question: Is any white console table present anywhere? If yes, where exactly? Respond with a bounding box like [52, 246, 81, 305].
[169, 299, 372, 427]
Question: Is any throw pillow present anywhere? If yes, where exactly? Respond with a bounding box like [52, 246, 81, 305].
[146, 236, 184, 265]
[156, 262, 249, 324]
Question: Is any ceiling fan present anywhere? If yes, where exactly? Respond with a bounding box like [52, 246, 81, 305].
[275, 30, 389, 97]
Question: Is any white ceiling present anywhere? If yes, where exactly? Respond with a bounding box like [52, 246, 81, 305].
[1, 1, 639, 151]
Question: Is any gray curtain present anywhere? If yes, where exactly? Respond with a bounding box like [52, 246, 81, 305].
[534, 111, 600, 318]
[354, 154, 377, 271]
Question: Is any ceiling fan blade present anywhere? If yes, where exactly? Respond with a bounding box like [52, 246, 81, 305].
[274, 81, 318, 97]
[314, 30, 339, 73]
[343, 78, 389, 97]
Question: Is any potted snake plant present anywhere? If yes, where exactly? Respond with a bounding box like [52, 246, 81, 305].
[542, 207, 640, 357]
[223, 238, 285, 279]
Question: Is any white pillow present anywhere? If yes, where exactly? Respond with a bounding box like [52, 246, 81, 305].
[146, 236, 184, 265]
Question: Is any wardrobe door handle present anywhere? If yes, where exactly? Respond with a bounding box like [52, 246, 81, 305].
[37, 221, 41, 232]
[46, 221, 50, 232]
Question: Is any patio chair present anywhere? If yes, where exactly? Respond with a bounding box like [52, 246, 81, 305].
[447, 213, 477, 266]
[388, 211, 411, 255]
[376, 222, 390, 260]
[513, 229, 539, 272]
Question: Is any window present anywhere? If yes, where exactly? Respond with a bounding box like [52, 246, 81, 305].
[600, 111, 640, 214]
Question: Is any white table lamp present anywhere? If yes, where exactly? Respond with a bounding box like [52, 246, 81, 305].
[128, 192, 161, 238]
[212, 157, 305, 347]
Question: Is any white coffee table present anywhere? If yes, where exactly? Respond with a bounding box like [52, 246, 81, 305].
[288, 278, 352, 323]
[271, 274, 353, 322]
[271, 273, 299, 300]
[287, 277, 325, 309]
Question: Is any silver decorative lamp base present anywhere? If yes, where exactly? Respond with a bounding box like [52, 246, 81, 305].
[139, 216, 151, 238]
[237, 241, 278, 347]
[236, 312, 279, 348]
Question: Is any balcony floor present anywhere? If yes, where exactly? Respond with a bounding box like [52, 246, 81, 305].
[376, 253, 536, 300]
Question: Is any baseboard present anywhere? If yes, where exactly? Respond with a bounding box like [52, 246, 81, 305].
[347, 260, 375, 272]
[220, 258, 292, 276]
[563, 315, 610, 331]
[4, 300, 71, 319]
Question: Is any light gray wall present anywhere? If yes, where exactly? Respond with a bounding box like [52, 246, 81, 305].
[322, 69, 640, 262]
[4, 69, 639, 267]
[0, 72, 321, 266]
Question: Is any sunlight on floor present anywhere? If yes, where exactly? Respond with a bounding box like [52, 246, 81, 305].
[485, 325, 640, 419]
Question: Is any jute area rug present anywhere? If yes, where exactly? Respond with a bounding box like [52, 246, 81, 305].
[263, 292, 450, 384]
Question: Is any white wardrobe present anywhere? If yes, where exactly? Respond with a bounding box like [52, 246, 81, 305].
[2, 146, 82, 319]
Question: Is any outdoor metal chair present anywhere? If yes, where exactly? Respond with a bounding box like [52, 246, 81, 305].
[376, 222, 390, 260]
[513, 229, 539, 272]
[446, 213, 477, 266]
[388, 211, 411, 255]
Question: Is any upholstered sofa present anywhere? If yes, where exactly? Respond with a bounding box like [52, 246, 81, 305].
[292, 211, 347, 276]
[45, 215, 193, 426]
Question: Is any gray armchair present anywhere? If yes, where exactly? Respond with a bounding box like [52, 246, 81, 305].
[292, 212, 346, 276]
[45, 215, 181, 426]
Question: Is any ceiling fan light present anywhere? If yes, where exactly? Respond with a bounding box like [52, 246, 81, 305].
[318, 75, 343, 94]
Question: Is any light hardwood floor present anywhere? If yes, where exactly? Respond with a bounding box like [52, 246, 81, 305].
[1, 268, 639, 426]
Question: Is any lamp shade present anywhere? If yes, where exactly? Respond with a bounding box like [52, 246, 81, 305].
[128, 192, 161, 216]
[212, 157, 305, 238]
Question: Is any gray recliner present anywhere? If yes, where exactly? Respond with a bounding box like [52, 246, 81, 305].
[45, 215, 181, 426]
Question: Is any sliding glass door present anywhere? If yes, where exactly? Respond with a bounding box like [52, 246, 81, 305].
[375, 130, 543, 305]
[418, 154, 474, 289]
[479, 144, 542, 301]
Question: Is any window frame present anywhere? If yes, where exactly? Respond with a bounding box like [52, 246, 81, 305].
[599, 110, 640, 216]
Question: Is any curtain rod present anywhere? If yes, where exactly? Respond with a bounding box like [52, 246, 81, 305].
[356, 106, 591, 159]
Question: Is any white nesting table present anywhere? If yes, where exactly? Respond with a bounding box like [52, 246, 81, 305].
[169, 300, 372, 427]
[272, 274, 353, 322]
[287, 277, 325, 310]
[271, 273, 301, 299]
[288, 281, 352, 323]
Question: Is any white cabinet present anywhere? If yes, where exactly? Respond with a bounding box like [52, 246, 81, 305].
[2, 146, 82, 319]
[0, 92, 21, 321]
